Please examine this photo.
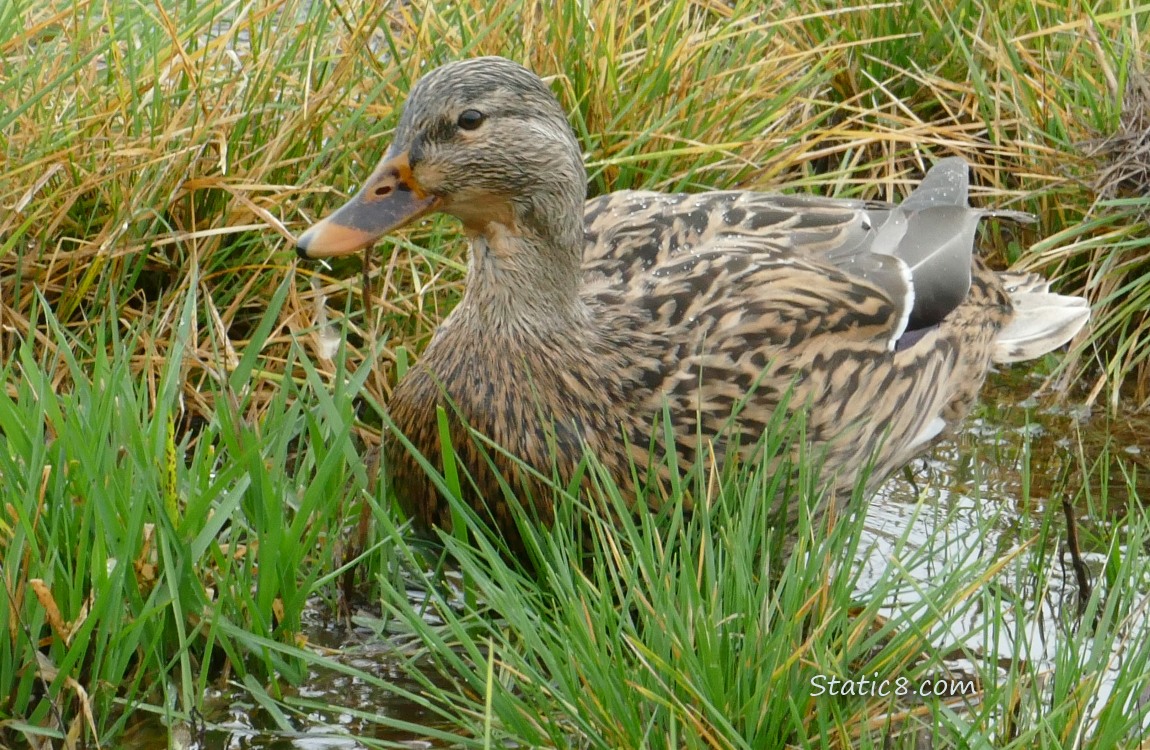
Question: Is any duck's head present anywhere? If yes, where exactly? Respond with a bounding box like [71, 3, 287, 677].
[296, 57, 587, 260]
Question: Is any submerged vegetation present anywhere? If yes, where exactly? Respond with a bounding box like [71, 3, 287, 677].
[1, 0, 1149, 746]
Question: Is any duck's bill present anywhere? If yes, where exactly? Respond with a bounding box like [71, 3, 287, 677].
[296, 149, 441, 259]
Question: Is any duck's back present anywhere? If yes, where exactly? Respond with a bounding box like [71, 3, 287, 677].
[385, 161, 1085, 549]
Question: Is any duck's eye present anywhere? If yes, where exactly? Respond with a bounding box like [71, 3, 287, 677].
[457, 109, 486, 131]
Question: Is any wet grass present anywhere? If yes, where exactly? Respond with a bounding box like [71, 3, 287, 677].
[2, 0, 1150, 746]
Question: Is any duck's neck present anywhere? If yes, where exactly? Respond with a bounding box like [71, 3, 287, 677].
[457, 200, 589, 336]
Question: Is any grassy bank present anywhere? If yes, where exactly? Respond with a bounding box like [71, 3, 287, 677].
[2, 0, 1150, 746]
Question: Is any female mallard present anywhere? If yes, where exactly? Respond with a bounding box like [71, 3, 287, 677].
[297, 57, 1089, 549]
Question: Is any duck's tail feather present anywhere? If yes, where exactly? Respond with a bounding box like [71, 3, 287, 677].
[993, 275, 1091, 363]
[998, 271, 1053, 295]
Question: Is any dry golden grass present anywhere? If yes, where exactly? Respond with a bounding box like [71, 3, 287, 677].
[1, 0, 1147, 418]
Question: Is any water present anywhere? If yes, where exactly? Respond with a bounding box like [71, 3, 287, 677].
[127, 370, 1150, 748]
[853, 369, 1150, 740]
[123, 606, 460, 749]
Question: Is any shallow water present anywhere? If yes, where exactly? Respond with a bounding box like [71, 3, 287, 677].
[854, 368, 1150, 738]
[122, 608, 460, 749]
[129, 369, 1150, 748]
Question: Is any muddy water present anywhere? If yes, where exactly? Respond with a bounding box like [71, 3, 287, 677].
[131, 370, 1149, 748]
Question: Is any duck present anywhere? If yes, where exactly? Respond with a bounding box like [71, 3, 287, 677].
[296, 56, 1090, 553]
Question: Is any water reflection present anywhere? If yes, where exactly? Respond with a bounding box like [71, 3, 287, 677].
[855, 371, 1150, 736]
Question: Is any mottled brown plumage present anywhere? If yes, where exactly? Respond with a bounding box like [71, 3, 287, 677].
[297, 57, 1090, 551]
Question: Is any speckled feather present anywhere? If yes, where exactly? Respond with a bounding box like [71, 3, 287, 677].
[295, 57, 1088, 553]
[389, 188, 1010, 542]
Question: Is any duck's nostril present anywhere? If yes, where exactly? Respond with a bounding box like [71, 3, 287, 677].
[375, 184, 393, 197]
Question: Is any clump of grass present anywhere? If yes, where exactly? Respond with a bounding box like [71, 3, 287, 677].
[1065, 68, 1150, 411]
[1090, 71, 1150, 202]
[298, 407, 1150, 749]
[0, 282, 380, 745]
[1, 0, 1147, 413]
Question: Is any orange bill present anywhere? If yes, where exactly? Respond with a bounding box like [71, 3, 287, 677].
[296, 147, 441, 259]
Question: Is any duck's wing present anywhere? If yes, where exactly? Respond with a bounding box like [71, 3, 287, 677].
[620, 238, 912, 348]
[583, 190, 881, 272]
[589, 236, 938, 457]
[583, 158, 1032, 340]
[583, 196, 915, 349]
